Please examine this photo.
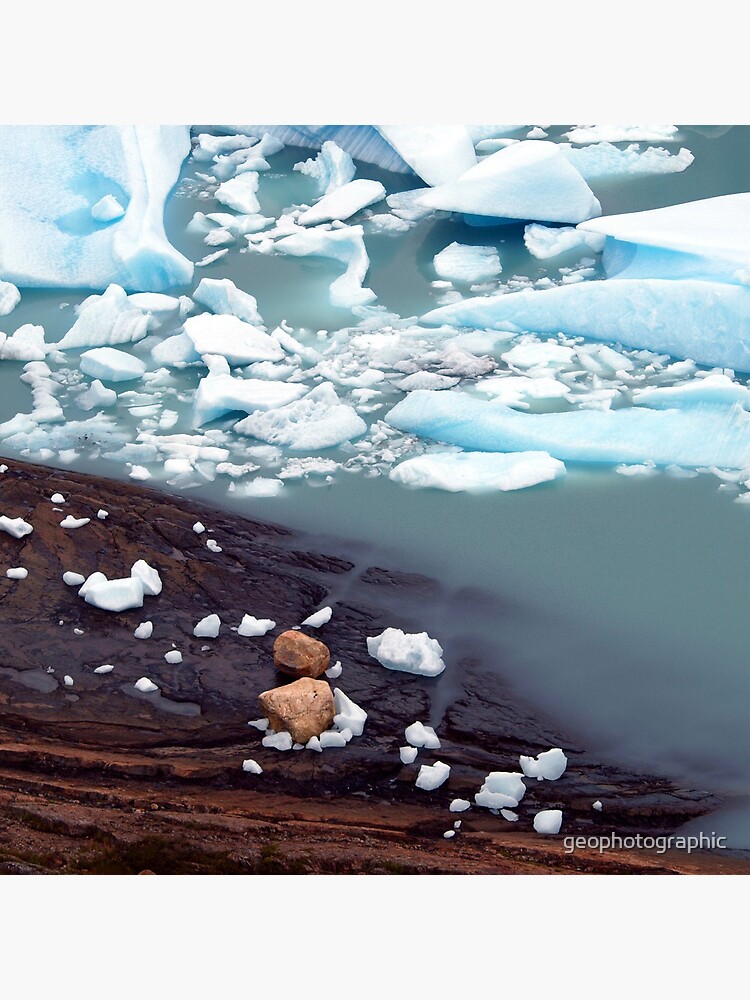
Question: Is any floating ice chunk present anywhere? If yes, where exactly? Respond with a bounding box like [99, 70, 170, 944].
[91, 194, 125, 222]
[134, 677, 158, 694]
[193, 522, 205, 534]
[192, 355, 307, 427]
[593, 800, 603, 812]
[433, 242, 501, 284]
[390, 451, 566, 493]
[387, 389, 750, 469]
[400, 746, 418, 764]
[237, 614, 276, 637]
[130, 559, 162, 596]
[134, 621, 153, 639]
[238, 478, 284, 497]
[294, 141, 356, 194]
[377, 126, 476, 186]
[395, 372, 459, 391]
[262, 731, 293, 751]
[242, 759, 263, 774]
[79, 573, 144, 612]
[632, 373, 750, 410]
[519, 747, 568, 781]
[298, 179, 386, 226]
[236, 125, 411, 173]
[0, 324, 47, 361]
[416, 760, 450, 791]
[533, 809, 563, 835]
[94, 664, 114, 674]
[474, 374, 570, 408]
[274, 225, 375, 309]
[0, 126, 192, 291]
[195, 249, 228, 268]
[215, 171, 260, 214]
[80, 346, 147, 382]
[193, 277, 263, 326]
[76, 379, 117, 411]
[405, 721, 441, 749]
[564, 125, 679, 144]
[367, 628, 445, 677]
[450, 799, 471, 812]
[63, 571, 85, 585]
[302, 606, 332, 628]
[183, 314, 282, 367]
[6, 567, 27, 579]
[0, 279, 20, 316]
[524, 223, 605, 259]
[474, 772, 527, 810]
[503, 341, 576, 369]
[129, 466, 151, 481]
[333, 687, 367, 737]
[193, 132, 257, 161]
[0, 516, 32, 538]
[561, 142, 694, 181]
[194, 613, 220, 638]
[235, 382, 366, 450]
[58, 285, 150, 349]
[164, 650, 182, 664]
[60, 515, 90, 529]
[325, 661, 343, 679]
[417, 141, 601, 224]
[615, 463, 657, 476]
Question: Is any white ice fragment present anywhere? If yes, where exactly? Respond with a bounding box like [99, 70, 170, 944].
[193, 613, 220, 638]
[450, 799, 471, 812]
[474, 772, 527, 810]
[294, 141, 355, 194]
[367, 628, 445, 677]
[235, 382, 367, 451]
[298, 179, 386, 226]
[593, 800, 603, 812]
[524, 222, 605, 259]
[58, 285, 150, 350]
[519, 747, 568, 781]
[76, 379, 117, 411]
[130, 559, 162, 596]
[79, 573, 144, 612]
[319, 730, 349, 749]
[6, 567, 27, 579]
[262, 731, 293, 751]
[237, 615, 276, 637]
[274, 225, 375, 310]
[191, 354, 307, 427]
[91, 195, 125, 222]
[501, 809, 519, 822]
[301, 606, 332, 628]
[97, 509, 108, 519]
[391, 451, 566, 493]
[64, 675, 74, 687]
[94, 664, 115, 674]
[399, 746, 418, 764]
[80, 347, 147, 382]
[63, 572, 85, 586]
[242, 759, 263, 774]
[134, 677, 158, 694]
[377, 125, 476, 186]
[416, 760, 451, 791]
[206, 538, 222, 553]
[164, 650, 182, 664]
[215, 172, 260, 214]
[193, 522, 206, 534]
[404, 721, 441, 749]
[333, 688, 367, 737]
[433, 242, 501, 284]
[443, 830, 456, 839]
[533, 809, 563, 835]
[183, 313, 283, 366]
[248, 718, 269, 731]
[193, 277, 263, 326]
[325, 660, 343, 679]
[134, 621, 153, 639]
[0, 279, 20, 316]
[0, 516, 33, 539]
[60, 515, 90, 529]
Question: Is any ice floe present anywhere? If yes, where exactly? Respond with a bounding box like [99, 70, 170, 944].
[0, 279, 20, 316]
[192, 355, 307, 427]
[524, 223, 605, 260]
[134, 677, 159, 694]
[183, 313, 284, 366]
[193, 277, 264, 326]
[235, 383, 366, 450]
[294, 141, 356, 194]
[242, 759, 263, 774]
[390, 451, 566, 492]
[367, 627, 446, 677]
[433, 242, 502, 284]
[400, 746, 418, 764]
[273, 224, 376, 310]
[297, 179, 386, 226]
[80, 347, 147, 382]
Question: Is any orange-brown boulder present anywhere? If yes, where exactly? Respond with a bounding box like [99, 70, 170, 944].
[258, 677, 335, 744]
[273, 629, 330, 679]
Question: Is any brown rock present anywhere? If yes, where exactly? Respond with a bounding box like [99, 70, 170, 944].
[273, 630, 330, 679]
[259, 678, 335, 744]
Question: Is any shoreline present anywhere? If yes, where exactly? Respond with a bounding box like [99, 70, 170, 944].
[0, 457, 741, 874]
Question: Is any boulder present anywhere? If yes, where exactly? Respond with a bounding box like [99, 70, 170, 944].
[258, 678, 335, 744]
[273, 630, 330, 679]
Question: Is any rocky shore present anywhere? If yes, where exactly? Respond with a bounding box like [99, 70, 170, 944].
[0, 459, 742, 874]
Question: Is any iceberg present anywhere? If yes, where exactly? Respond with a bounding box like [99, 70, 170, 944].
[386, 389, 750, 470]
[183, 313, 284, 365]
[193, 277, 263, 326]
[376, 126, 476, 186]
[274, 224, 375, 309]
[389, 451, 566, 492]
[0, 126, 192, 291]
[57, 284, 150, 350]
[433, 242, 502, 284]
[79, 347, 147, 382]
[417, 141, 601, 224]
[192, 355, 307, 427]
[297, 179, 386, 226]
[293, 141, 356, 194]
[235, 382, 367, 450]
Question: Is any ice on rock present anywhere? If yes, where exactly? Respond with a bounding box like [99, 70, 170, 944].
[400, 746, 418, 764]
[386, 389, 750, 469]
[0, 126, 192, 291]
[164, 650, 182, 664]
[194, 613, 221, 638]
[262, 731, 293, 751]
[183, 313, 283, 366]
[80, 347, 147, 382]
[192, 355, 307, 427]
[193, 522, 206, 534]
[134, 677, 158, 694]
[274, 225, 376, 310]
[533, 809, 563, 835]
[248, 717, 268, 731]
[405, 721, 441, 749]
[593, 800, 603, 812]
[76, 379, 117, 411]
[242, 759, 263, 774]
[130, 559, 162, 596]
[63, 571, 85, 586]
[333, 688, 367, 737]
[298, 179, 386, 226]
[214, 171, 260, 214]
[94, 664, 114, 674]
[235, 383, 367, 450]
[519, 747, 568, 780]
[0, 324, 47, 361]
[450, 799, 471, 812]
[376, 126, 477, 186]
[415, 760, 451, 791]
[64, 675, 74, 687]
[433, 242, 502, 284]
[293, 141, 356, 194]
[91, 194, 125, 222]
[97, 509, 109, 520]
[237, 614, 276, 637]
[193, 277, 264, 326]
[417, 141, 601, 224]
[0, 279, 20, 316]
[367, 628, 446, 677]
[79, 572, 144, 612]
[6, 567, 27, 579]
[325, 661, 343, 679]
[474, 772, 527, 810]
[60, 515, 90, 529]
[319, 731, 349, 749]
[390, 451, 566, 492]
[524, 223, 605, 260]
[134, 621, 153, 639]
[302, 606, 332, 628]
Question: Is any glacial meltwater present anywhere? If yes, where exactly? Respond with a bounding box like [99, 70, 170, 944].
[1, 125, 750, 845]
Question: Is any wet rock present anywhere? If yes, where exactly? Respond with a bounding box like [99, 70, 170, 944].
[273, 630, 330, 679]
[259, 678, 335, 744]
